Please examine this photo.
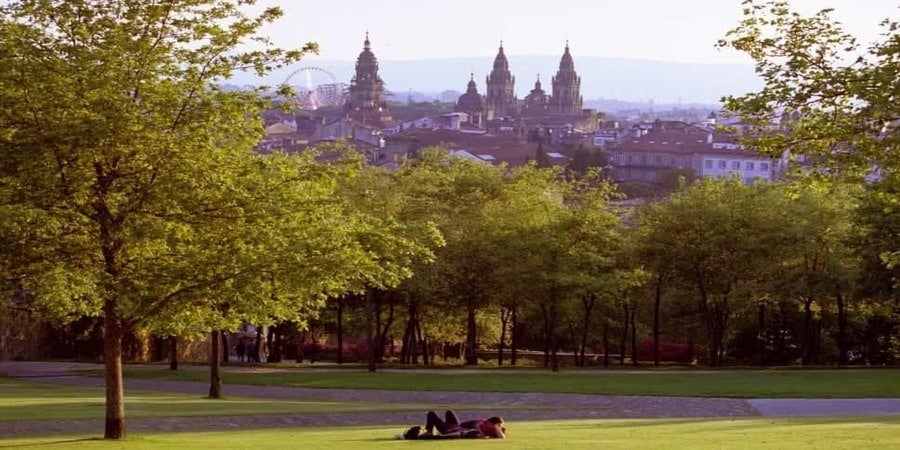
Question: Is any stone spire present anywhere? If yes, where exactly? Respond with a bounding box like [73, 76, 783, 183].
[346, 33, 392, 126]
[486, 42, 516, 118]
[550, 41, 582, 115]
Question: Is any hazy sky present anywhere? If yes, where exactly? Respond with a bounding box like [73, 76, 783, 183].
[256, 0, 896, 64]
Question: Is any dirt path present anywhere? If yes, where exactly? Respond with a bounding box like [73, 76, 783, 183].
[1, 361, 897, 438]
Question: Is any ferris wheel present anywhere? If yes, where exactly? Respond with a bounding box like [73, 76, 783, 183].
[281, 66, 345, 110]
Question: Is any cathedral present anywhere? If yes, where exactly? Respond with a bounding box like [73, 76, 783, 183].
[456, 42, 593, 136]
[345, 33, 394, 127]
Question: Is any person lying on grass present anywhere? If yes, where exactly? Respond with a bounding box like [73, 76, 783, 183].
[397, 410, 506, 440]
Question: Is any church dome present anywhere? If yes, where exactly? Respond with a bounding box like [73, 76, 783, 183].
[457, 74, 484, 111]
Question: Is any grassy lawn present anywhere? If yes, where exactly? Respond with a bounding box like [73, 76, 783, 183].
[2, 417, 898, 449]
[0, 379, 433, 421]
[101, 366, 900, 398]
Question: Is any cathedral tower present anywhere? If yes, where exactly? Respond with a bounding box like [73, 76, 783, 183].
[346, 33, 392, 126]
[485, 43, 517, 118]
[549, 42, 583, 115]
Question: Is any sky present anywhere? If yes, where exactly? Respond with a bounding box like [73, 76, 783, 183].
[255, 0, 897, 64]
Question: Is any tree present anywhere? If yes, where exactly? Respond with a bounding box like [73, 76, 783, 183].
[0, 0, 314, 439]
[635, 178, 786, 365]
[719, 0, 899, 178]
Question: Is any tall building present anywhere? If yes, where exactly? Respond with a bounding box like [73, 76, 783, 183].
[345, 33, 393, 127]
[549, 42, 583, 115]
[485, 43, 517, 118]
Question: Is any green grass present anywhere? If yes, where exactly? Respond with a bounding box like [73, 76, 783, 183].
[0, 379, 433, 421]
[2, 417, 898, 449]
[102, 366, 900, 398]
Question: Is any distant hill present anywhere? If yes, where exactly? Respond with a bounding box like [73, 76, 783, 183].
[230, 55, 762, 106]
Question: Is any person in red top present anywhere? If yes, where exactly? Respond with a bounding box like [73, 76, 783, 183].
[397, 410, 506, 440]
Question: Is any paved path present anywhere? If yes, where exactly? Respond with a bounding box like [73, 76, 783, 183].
[1, 361, 898, 438]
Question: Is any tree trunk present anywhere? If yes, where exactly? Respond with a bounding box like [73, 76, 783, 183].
[653, 275, 663, 366]
[579, 294, 596, 367]
[103, 299, 126, 439]
[630, 307, 638, 366]
[510, 307, 518, 366]
[152, 336, 164, 362]
[265, 325, 275, 362]
[758, 301, 767, 366]
[169, 335, 178, 371]
[365, 287, 376, 372]
[549, 300, 560, 372]
[836, 288, 848, 365]
[541, 303, 551, 368]
[602, 322, 610, 367]
[415, 319, 427, 366]
[619, 302, 629, 365]
[802, 298, 814, 366]
[209, 330, 222, 398]
[295, 329, 306, 363]
[220, 331, 229, 364]
[336, 298, 344, 365]
[498, 307, 510, 366]
[465, 296, 478, 365]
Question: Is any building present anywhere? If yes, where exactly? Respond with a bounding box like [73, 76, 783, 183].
[344, 33, 393, 127]
[458, 42, 599, 138]
[548, 42, 583, 115]
[455, 74, 488, 127]
[607, 122, 783, 185]
[485, 43, 517, 119]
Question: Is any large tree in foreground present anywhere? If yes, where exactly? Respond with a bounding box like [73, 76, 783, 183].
[0, 0, 314, 439]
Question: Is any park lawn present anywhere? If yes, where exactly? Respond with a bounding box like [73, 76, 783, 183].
[102, 366, 900, 398]
[2, 417, 898, 449]
[0, 379, 435, 421]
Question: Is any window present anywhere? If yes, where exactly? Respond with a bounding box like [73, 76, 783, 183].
[669, 157, 676, 166]
[731, 161, 740, 170]
[744, 162, 755, 170]
[640, 155, 648, 164]
[654, 156, 662, 164]
[760, 162, 769, 171]
[718, 160, 726, 169]
[704, 160, 713, 169]
[626, 155, 634, 163]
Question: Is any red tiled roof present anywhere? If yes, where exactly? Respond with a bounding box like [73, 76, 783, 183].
[386, 129, 542, 166]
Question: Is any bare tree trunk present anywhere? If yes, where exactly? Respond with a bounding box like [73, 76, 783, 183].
[209, 330, 222, 398]
[103, 299, 126, 439]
